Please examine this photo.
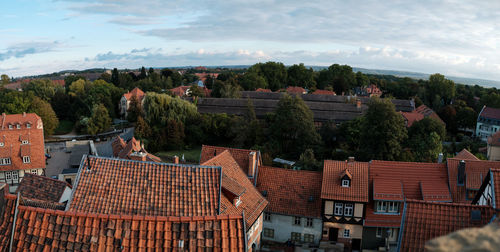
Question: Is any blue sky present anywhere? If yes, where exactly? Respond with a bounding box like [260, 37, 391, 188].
[1, 0, 500, 81]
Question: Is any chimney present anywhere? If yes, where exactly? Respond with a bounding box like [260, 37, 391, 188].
[248, 152, 257, 177]
[348, 157, 355, 163]
[437, 153, 444, 163]
[174, 155, 179, 164]
[356, 99, 361, 109]
[457, 160, 466, 186]
[23, 112, 26, 117]
[130, 152, 147, 162]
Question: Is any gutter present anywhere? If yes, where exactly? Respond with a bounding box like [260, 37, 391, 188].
[242, 211, 248, 252]
[65, 154, 87, 211]
[396, 199, 408, 251]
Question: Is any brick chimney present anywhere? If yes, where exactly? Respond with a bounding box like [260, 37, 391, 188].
[130, 152, 147, 162]
[248, 152, 257, 177]
[348, 157, 355, 163]
[356, 99, 361, 109]
[173, 155, 179, 164]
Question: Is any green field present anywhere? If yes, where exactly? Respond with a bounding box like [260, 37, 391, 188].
[54, 120, 74, 135]
[156, 146, 202, 163]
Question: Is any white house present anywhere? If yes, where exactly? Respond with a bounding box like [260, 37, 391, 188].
[119, 87, 145, 118]
[476, 106, 500, 142]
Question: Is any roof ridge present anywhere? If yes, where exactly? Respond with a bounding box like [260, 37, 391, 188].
[405, 199, 494, 208]
[22, 173, 72, 189]
[86, 155, 222, 169]
[202, 144, 258, 153]
[259, 165, 321, 174]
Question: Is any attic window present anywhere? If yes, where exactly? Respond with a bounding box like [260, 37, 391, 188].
[21, 140, 28, 145]
[234, 197, 242, 207]
[16, 124, 20, 129]
[22, 156, 30, 164]
[0, 142, 3, 147]
[8, 125, 12, 130]
[342, 179, 350, 187]
[26, 123, 31, 129]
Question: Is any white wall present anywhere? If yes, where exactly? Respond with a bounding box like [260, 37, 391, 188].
[262, 212, 322, 244]
[59, 186, 73, 203]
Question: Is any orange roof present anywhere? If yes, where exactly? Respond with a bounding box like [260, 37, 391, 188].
[491, 169, 500, 208]
[200, 145, 261, 179]
[312, 89, 336, 95]
[16, 173, 70, 202]
[454, 148, 480, 160]
[447, 158, 500, 203]
[256, 166, 322, 218]
[400, 105, 445, 127]
[169, 85, 190, 96]
[399, 200, 495, 251]
[321, 160, 369, 203]
[68, 156, 221, 216]
[286, 86, 306, 94]
[373, 179, 403, 201]
[400, 111, 424, 127]
[488, 131, 500, 147]
[202, 150, 268, 229]
[480, 106, 500, 120]
[194, 72, 219, 82]
[0, 193, 245, 251]
[255, 88, 272, 92]
[112, 136, 161, 162]
[0, 113, 45, 171]
[123, 87, 145, 101]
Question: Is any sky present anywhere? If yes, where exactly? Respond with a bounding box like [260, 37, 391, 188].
[1, 0, 500, 81]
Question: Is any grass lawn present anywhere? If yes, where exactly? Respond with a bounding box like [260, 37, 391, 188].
[156, 146, 202, 163]
[54, 120, 75, 135]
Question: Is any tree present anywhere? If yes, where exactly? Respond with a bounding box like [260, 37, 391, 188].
[166, 119, 185, 150]
[87, 104, 112, 135]
[29, 97, 59, 136]
[355, 72, 370, 87]
[407, 117, 445, 162]
[64, 75, 86, 90]
[456, 106, 477, 130]
[317, 64, 356, 94]
[111, 68, 120, 86]
[428, 73, 455, 107]
[360, 98, 407, 161]
[267, 94, 321, 159]
[0, 90, 33, 114]
[50, 89, 71, 120]
[1, 74, 9, 85]
[287, 63, 315, 89]
[231, 99, 264, 148]
[239, 72, 267, 91]
[439, 105, 457, 134]
[188, 84, 204, 98]
[127, 95, 144, 122]
[139, 66, 147, 79]
[135, 115, 152, 140]
[297, 148, 321, 171]
[248, 62, 287, 91]
[22, 79, 61, 101]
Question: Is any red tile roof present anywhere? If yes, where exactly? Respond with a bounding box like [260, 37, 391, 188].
[68, 156, 221, 216]
[373, 179, 403, 201]
[200, 145, 261, 179]
[286, 86, 306, 94]
[400, 111, 424, 127]
[0, 193, 245, 251]
[480, 106, 500, 120]
[454, 148, 480, 160]
[194, 72, 219, 82]
[0, 113, 45, 171]
[255, 88, 272, 92]
[16, 173, 70, 202]
[447, 158, 500, 203]
[399, 200, 495, 252]
[312, 89, 336, 95]
[112, 136, 161, 162]
[256, 166, 322, 218]
[123, 87, 145, 102]
[491, 169, 500, 208]
[202, 150, 268, 229]
[400, 105, 444, 127]
[170, 85, 190, 96]
[366, 84, 382, 96]
[488, 131, 500, 147]
[321, 160, 369, 203]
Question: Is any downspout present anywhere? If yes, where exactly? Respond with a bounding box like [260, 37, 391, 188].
[396, 200, 408, 251]
[242, 211, 248, 252]
[9, 193, 20, 252]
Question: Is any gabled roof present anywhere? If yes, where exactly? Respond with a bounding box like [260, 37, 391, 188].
[255, 88, 272, 92]
[256, 166, 322, 218]
[286, 86, 306, 94]
[321, 160, 369, 203]
[0, 113, 45, 171]
[112, 136, 161, 162]
[202, 150, 268, 229]
[447, 158, 500, 202]
[122, 87, 145, 101]
[16, 173, 70, 202]
[200, 145, 260, 178]
[488, 131, 500, 147]
[373, 179, 403, 201]
[473, 168, 500, 209]
[68, 156, 221, 216]
[454, 148, 480, 160]
[400, 111, 424, 127]
[399, 200, 495, 252]
[400, 105, 444, 127]
[479, 106, 500, 120]
[312, 89, 336, 95]
[0, 193, 245, 251]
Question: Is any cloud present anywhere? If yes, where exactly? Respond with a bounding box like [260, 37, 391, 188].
[0, 41, 60, 61]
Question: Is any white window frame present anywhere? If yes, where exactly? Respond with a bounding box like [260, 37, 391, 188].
[304, 234, 314, 243]
[12, 171, 18, 180]
[306, 218, 313, 227]
[376, 201, 387, 212]
[294, 216, 301, 225]
[291, 232, 302, 242]
[5, 171, 11, 180]
[344, 203, 353, 216]
[8, 125, 12, 130]
[31, 169, 38, 175]
[21, 140, 29, 145]
[16, 124, 20, 129]
[343, 229, 350, 238]
[342, 179, 350, 187]
[388, 202, 399, 213]
[0, 142, 3, 147]
[264, 212, 271, 222]
[334, 203, 343, 216]
[26, 123, 31, 129]
[23, 156, 30, 164]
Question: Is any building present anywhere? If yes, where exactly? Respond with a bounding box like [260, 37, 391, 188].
[119, 87, 145, 117]
[487, 131, 500, 161]
[16, 173, 72, 204]
[111, 136, 161, 162]
[286, 86, 307, 94]
[321, 159, 369, 251]
[354, 84, 382, 97]
[0, 113, 45, 193]
[397, 200, 495, 251]
[312, 89, 336, 95]
[363, 160, 451, 251]
[476, 106, 500, 141]
[256, 166, 323, 245]
[472, 168, 500, 210]
[255, 88, 272, 92]
[400, 105, 445, 127]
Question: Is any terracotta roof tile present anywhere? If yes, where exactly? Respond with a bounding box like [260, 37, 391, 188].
[200, 145, 260, 178]
[400, 111, 424, 127]
[286, 86, 306, 94]
[122, 87, 145, 102]
[255, 88, 272, 92]
[256, 166, 322, 218]
[68, 156, 221, 216]
[321, 160, 369, 203]
[112, 136, 161, 162]
[488, 131, 500, 147]
[480, 106, 500, 120]
[312, 89, 336, 95]
[454, 148, 480, 160]
[0, 113, 45, 172]
[202, 150, 268, 229]
[16, 173, 70, 202]
[401, 105, 444, 127]
[399, 200, 495, 252]
[447, 158, 500, 203]
[373, 179, 403, 201]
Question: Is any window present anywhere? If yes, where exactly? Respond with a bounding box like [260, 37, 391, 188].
[5, 172, 11, 180]
[263, 228, 274, 238]
[264, 212, 271, 222]
[376, 227, 383, 238]
[342, 179, 350, 187]
[304, 234, 314, 243]
[334, 203, 343, 216]
[16, 124, 20, 129]
[344, 203, 353, 216]
[21, 140, 29, 145]
[31, 169, 37, 175]
[0, 158, 11, 165]
[291, 232, 301, 242]
[376, 201, 387, 212]
[388, 202, 400, 213]
[377, 201, 400, 214]
[26, 123, 31, 129]
[12, 171, 18, 180]
[294, 216, 301, 225]
[0, 142, 3, 147]
[23, 156, 30, 164]
[305, 218, 313, 227]
[8, 125, 12, 130]
[343, 229, 350, 238]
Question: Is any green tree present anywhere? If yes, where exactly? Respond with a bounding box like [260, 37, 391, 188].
[428, 73, 455, 107]
[287, 63, 315, 89]
[127, 95, 144, 123]
[407, 117, 445, 162]
[1, 74, 9, 85]
[87, 104, 112, 135]
[268, 94, 321, 159]
[232, 99, 264, 148]
[360, 98, 407, 161]
[456, 106, 477, 130]
[188, 84, 204, 98]
[239, 72, 267, 91]
[166, 119, 185, 150]
[355, 71, 370, 87]
[248, 62, 287, 91]
[64, 75, 86, 90]
[317, 64, 356, 94]
[139, 66, 147, 79]
[297, 148, 321, 171]
[22, 79, 61, 101]
[111, 68, 120, 86]
[0, 91, 33, 114]
[29, 97, 59, 136]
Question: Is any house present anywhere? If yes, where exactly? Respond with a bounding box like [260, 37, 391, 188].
[472, 168, 500, 210]
[487, 131, 500, 161]
[255, 88, 272, 92]
[476, 106, 500, 141]
[0, 113, 45, 193]
[400, 105, 445, 127]
[397, 200, 495, 251]
[170, 85, 211, 97]
[286, 86, 307, 94]
[200, 145, 261, 185]
[312, 89, 336, 95]
[111, 136, 161, 162]
[256, 166, 323, 245]
[453, 148, 480, 161]
[363, 160, 451, 251]
[321, 159, 369, 251]
[0, 186, 246, 251]
[354, 84, 382, 97]
[16, 173, 72, 204]
[119, 87, 145, 117]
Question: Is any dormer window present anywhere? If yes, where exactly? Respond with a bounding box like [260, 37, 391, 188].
[342, 179, 350, 187]
[16, 124, 20, 129]
[21, 140, 28, 145]
[26, 123, 31, 129]
[0, 142, 3, 147]
[22, 156, 30, 164]
[234, 197, 242, 207]
[8, 125, 12, 130]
